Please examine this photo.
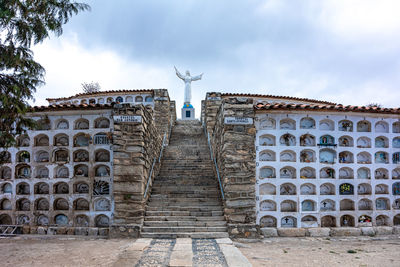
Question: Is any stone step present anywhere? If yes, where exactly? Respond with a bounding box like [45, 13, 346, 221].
[141, 226, 227, 233]
[140, 232, 229, 238]
[146, 206, 223, 211]
[143, 220, 227, 227]
[144, 216, 225, 222]
[149, 196, 221, 201]
[145, 210, 224, 216]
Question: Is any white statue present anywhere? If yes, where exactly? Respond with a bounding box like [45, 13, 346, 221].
[174, 66, 203, 104]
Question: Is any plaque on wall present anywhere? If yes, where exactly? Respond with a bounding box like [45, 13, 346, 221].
[224, 117, 253, 125]
[113, 115, 142, 123]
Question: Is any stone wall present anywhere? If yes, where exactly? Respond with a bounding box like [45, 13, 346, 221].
[208, 97, 259, 238]
[202, 92, 222, 136]
[111, 105, 163, 237]
[154, 89, 174, 139]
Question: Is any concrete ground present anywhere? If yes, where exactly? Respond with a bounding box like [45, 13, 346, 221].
[0, 235, 399, 266]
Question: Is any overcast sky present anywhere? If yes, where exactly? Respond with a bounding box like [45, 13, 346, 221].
[31, 0, 400, 117]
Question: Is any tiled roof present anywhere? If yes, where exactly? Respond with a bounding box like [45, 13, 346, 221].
[30, 103, 114, 112]
[221, 93, 336, 105]
[46, 89, 157, 101]
[254, 103, 400, 114]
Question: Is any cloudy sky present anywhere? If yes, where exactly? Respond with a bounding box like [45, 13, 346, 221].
[32, 0, 400, 117]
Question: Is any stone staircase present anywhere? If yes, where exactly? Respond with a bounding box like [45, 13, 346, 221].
[141, 120, 228, 238]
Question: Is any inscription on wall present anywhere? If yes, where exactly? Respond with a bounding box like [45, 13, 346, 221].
[113, 115, 142, 123]
[224, 117, 253, 125]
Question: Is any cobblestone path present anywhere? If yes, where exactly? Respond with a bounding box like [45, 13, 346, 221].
[192, 239, 228, 267]
[134, 239, 176, 267]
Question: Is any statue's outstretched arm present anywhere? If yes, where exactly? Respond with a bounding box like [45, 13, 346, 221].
[191, 73, 203, 81]
[174, 66, 184, 80]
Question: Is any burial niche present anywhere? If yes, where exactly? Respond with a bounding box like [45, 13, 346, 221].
[93, 180, 110, 195]
[35, 166, 49, 178]
[17, 198, 30, 211]
[320, 119, 334, 131]
[339, 183, 354, 195]
[320, 183, 335, 195]
[94, 198, 111, 211]
[393, 121, 400, 133]
[339, 120, 353, 132]
[394, 215, 400, 226]
[74, 198, 89, 210]
[279, 167, 296, 179]
[116, 96, 124, 103]
[16, 164, 31, 179]
[0, 151, 11, 163]
[259, 118, 276, 130]
[0, 214, 12, 225]
[280, 150, 296, 162]
[357, 168, 370, 179]
[2, 183, 12, 194]
[74, 133, 90, 147]
[56, 119, 69, 130]
[17, 215, 30, 225]
[125, 96, 133, 102]
[259, 183, 276, 195]
[259, 135, 275, 146]
[35, 198, 49, 210]
[300, 150, 315, 163]
[375, 184, 388, 194]
[74, 164, 88, 177]
[0, 167, 11, 180]
[17, 151, 30, 163]
[340, 215, 355, 227]
[74, 182, 89, 194]
[94, 133, 110, 145]
[393, 199, 400, 210]
[358, 215, 372, 224]
[393, 152, 400, 164]
[300, 184, 316, 195]
[74, 150, 89, 162]
[280, 134, 296, 146]
[0, 199, 12, 210]
[339, 136, 353, 147]
[55, 214, 69, 225]
[260, 216, 277, 227]
[95, 150, 110, 162]
[320, 167, 335, 179]
[280, 118, 296, 130]
[16, 183, 30, 194]
[376, 215, 390, 226]
[393, 137, 400, 148]
[259, 150, 275, 161]
[55, 166, 69, 178]
[357, 152, 372, 164]
[375, 121, 389, 133]
[54, 134, 69, 146]
[375, 151, 389, 164]
[300, 117, 315, 129]
[260, 200, 276, 211]
[54, 182, 69, 194]
[95, 165, 110, 177]
[54, 198, 69, 210]
[95, 117, 110, 128]
[375, 136, 388, 148]
[95, 215, 110, 227]
[393, 168, 400, 180]
[35, 151, 49, 162]
[34, 134, 49, 146]
[135, 96, 143, 102]
[54, 149, 69, 163]
[319, 135, 335, 147]
[301, 216, 318, 228]
[357, 137, 371, 148]
[357, 183, 372, 195]
[300, 167, 316, 179]
[300, 134, 315, 146]
[16, 135, 30, 147]
[357, 120, 371, 132]
[376, 198, 390, 210]
[339, 151, 353, 163]
[34, 182, 49, 194]
[280, 200, 297, 212]
[281, 216, 297, 227]
[321, 215, 336, 227]
[37, 119, 51, 130]
[340, 199, 354, 211]
[393, 182, 400, 195]
[320, 199, 335, 211]
[301, 200, 316, 212]
[260, 167, 275, 179]
[319, 149, 336, 164]
[280, 183, 296, 195]
[107, 97, 113, 103]
[75, 215, 89, 227]
[375, 168, 388, 179]
[74, 119, 89, 130]
[37, 215, 49, 226]
[358, 199, 372, 210]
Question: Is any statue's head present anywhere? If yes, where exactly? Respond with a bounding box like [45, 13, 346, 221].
[186, 70, 190, 76]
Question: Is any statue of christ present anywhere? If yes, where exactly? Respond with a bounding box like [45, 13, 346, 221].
[174, 66, 203, 104]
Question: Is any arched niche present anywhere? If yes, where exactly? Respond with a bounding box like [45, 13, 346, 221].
[35, 166, 49, 178]
[0, 167, 12, 180]
[74, 198, 89, 210]
[115, 96, 123, 103]
[89, 98, 96, 104]
[358, 215, 372, 224]
[340, 199, 355, 211]
[300, 150, 315, 163]
[54, 134, 69, 146]
[0, 199, 12, 210]
[259, 183, 276, 195]
[75, 215, 89, 227]
[74, 182, 89, 194]
[93, 180, 110, 195]
[339, 136, 353, 147]
[320, 183, 335, 195]
[393, 121, 400, 133]
[259, 150, 276, 161]
[55, 214, 69, 225]
[375, 151, 389, 164]
[375, 136, 389, 148]
[357, 120, 371, 132]
[73, 149, 89, 162]
[94, 132, 110, 145]
[394, 214, 400, 225]
[260, 216, 277, 228]
[358, 199, 373, 210]
[375, 121, 389, 133]
[301, 200, 316, 211]
[321, 215, 336, 227]
[36, 214, 49, 226]
[319, 119, 334, 131]
[35, 198, 49, 211]
[16, 182, 30, 194]
[0, 214, 12, 225]
[35, 150, 49, 162]
[320, 199, 335, 211]
[260, 200, 276, 211]
[17, 215, 30, 225]
[80, 99, 87, 104]
[281, 216, 297, 227]
[279, 134, 296, 146]
[280, 200, 297, 212]
[16, 198, 30, 211]
[357, 137, 371, 148]
[376, 215, 390, 226]
[135, 96, 143, 102]
[145, 96, 153, 102]
[94, 198, 111, 211]
[357, 152, 372, 164]
[393, 152, 400, 164]
[300, 167, 316, 179]
[319, 135, 335, 146]
[280, 150, 296, 162]
[74, 118, 89, 130]
[16, 134, 30, 147]
[36, 118, 51, 130]
[125, 96, 133, 102]
[56, 119, 69, 130]
[392, 199, 400, 210]
[74, 133, 90, 147]
[301, 216, 318, 228]
[375, 184, 389, 194]
[17, 151, 30, 163]
[279, 166, 296, 179]
[15, 164, 31, 179]
[376, 198, 390, 210]
[259, 135, 275, 146]
[357, 168, 370, 179]
[106, 97, 113, 103]
[94, 117, 110, 128]
[2, 183, 12, 194]
[54, 182, 69, 194]
[300, 134, 315, 146]
[300, 117, 315, 129]
[74, 164, 88, 177]
[280, 118, 296, 130]
[320, 167, 335, 179]
[393, 168, 400, 180]
[260, 167, 275, 179]
[34, 134, 49, 146]
[95, 149, 110, 162]
[319, 149, 336, 164]
[54, 165, 69, 178]
[53, 149, 69, 163]
[280, 183, 296, 195]
[375, 168, 388, 179]
[393, 182, 400, 195]
[95, 215, 110, 227]
[357, 183, 372, 195]
[54, 198, 69, 210]
[34, 182, 49, 194]
[339, 183, 354, 195]
[393, 137, 400, 148]
[339, 120, 353, 132]
[0, 151, 11, 163]
[300, 184, 316, 195]
[259, 118, 276, 130]
[339, 151, 353, 163]
[95, 165, 110, 177]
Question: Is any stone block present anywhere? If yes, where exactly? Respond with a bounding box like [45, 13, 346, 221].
[56, 227, 67, 235]
[22, 225, 30, 234]
[75, 227, 88, 236]
[30, 226, 38, 235]
[360, 227, 376, 236]
[374, 226, 393, 235]
[47, 227, 57, 235]
[307, 228, 330, 237]
[109, 225, 140, 238]
[393, 226, 400, 234]
[67, 227, 75, 235]
[37, 227, 46, 235]
[98, 228, 109, 236]
[277, 228, 306, 237]
[260, 228, 278, 238]
[88, 228, 98, 236]
[330, 228, 361, 237]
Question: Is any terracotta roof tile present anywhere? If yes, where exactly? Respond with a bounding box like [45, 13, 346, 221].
[46, 89, 158, 101]
[30, 103, 114, 112]
[221, 93, 336, 105]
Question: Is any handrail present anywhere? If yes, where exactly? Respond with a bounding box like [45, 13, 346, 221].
[207, 131, 225, 200]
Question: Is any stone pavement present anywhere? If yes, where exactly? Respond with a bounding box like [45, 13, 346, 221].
[116, 238, 251, 267]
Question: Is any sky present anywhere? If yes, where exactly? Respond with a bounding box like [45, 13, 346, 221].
[31, 0, 400, 118]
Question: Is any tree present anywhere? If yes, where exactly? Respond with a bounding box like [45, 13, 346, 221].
[0, 0, 90, 148]
[81, 81, 101, 94]
[366, 103, 383, 108]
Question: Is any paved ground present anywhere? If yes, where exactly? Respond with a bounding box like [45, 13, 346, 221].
[0, 235, 400, 266]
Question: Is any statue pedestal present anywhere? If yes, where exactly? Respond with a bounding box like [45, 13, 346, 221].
[181, 103, 195, 120]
